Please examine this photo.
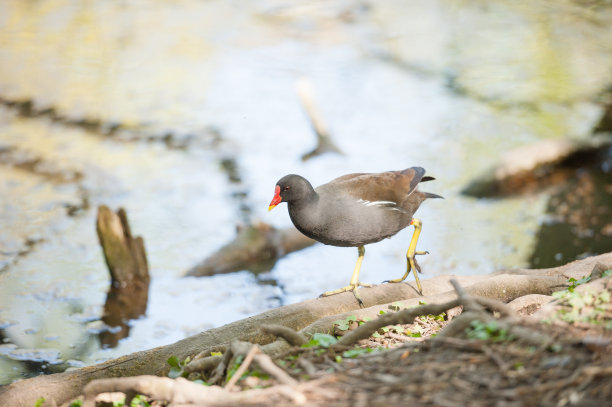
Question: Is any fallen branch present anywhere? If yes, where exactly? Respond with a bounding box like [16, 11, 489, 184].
[185, 223, 315, 277]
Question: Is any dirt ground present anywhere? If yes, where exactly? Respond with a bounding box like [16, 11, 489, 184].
[207, 321, 612, 407]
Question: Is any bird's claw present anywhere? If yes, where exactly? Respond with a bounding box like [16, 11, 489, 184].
[320, 282, 374, 307]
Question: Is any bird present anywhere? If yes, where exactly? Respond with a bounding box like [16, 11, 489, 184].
[268, 167, 441, 304]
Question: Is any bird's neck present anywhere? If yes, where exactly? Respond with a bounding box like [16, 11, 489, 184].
[288, 191, 319, 223]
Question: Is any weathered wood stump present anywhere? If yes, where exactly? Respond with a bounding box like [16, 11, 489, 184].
[96, 205, 150, 347]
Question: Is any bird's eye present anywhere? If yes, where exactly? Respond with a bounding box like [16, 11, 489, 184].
[284, 186, 291, 191]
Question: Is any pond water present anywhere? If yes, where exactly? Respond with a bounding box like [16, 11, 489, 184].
[1, 0, 611, 384]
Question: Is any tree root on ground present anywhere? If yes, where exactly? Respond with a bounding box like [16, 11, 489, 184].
[81, 279, 561, 406]
[4, 253, 611, 407]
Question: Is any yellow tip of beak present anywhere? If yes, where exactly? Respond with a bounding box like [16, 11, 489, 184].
[268, 205, 277, 212]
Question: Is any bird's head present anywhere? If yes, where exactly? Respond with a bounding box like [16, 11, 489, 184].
[268, 174, 314, 211]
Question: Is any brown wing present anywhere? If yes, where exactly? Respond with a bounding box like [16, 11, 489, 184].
[318, 167, 426, 203]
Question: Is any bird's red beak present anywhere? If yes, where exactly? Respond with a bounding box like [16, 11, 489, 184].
[268, 185, 282, 211]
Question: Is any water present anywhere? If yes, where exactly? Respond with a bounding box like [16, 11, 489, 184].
[1, 0, 611, 384]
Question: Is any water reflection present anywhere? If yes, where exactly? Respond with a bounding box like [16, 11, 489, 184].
[0, 0, 611, 383]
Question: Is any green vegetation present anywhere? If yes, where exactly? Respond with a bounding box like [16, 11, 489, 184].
[167, 355, 191, 379]
[333, 315, 357, 330]
[466, 320, 514, 342]
[550, 272, 612, 328]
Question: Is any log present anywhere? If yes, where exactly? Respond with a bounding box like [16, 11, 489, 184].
[1, 252, 610, 407]
[185, 223, 315, 277]
[461, 138, 612, 197]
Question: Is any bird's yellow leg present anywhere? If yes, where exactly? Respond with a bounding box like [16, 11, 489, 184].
[386, 218, 425, 295]
[321, 245, 373, 305]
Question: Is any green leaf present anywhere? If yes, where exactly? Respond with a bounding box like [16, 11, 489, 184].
[311, 333, 338, 348]
[342, 348, 370, 358]
[211, 351, 223, 357]
[69, 401, 83, 407]
[130, 394, 150, 407]
[602, 269, 612, 277]
[334, 315, 356, 331]
[167, 356, 180, 369]
[598, 290, 611, 303]
[35, 398, 46, 407]
[335, 355, 343, 363]
[388, 302, 401, 311]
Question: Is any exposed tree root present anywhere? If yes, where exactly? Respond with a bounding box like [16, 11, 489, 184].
[260, 324, 308, 346]
[77, 276, 609, 406]
[2, 253, 611, 407]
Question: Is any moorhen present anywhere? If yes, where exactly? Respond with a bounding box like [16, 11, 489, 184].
[268, 167, 441, 303]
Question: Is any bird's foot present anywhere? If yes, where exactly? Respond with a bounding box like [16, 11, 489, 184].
[320, 282, 374, 307]
[384, 255, 424, 295]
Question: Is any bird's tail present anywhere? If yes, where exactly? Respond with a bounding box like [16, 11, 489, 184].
[425, 192, 444, 199]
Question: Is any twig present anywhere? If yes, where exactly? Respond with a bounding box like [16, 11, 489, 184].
[208, 344, 236, 385]
[225, 344, 259, 391]
[474, 297, 514, 317]
[192, 344, 226, 361]
[433, 311, 487, 340]
[428, 336, 484, 351]
[297, 357, 317, 376]
[254, 353, 299, 386]
[261, 324, 308, 346]
[482, 345, 509, 372]
[184, 355, 223, 374]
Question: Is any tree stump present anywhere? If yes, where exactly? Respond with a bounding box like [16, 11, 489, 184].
[96, 205, 150, 347]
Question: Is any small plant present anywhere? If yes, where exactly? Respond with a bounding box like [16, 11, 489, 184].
[34, 398, 45, 407]
[342, 347, 373, 358]
[567, 276, 591, 292]
[388, 302, 402, 311]
[552, 288, 612, 327]
[167, 355, 191, 379]
[302, 333, 338, 348]
[226, 355, 245, 382]
[466, 320, 514, 342]
[130, 395, 151, 407]
[334, 315, 357, 331]
[105, 394, 150, 407]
